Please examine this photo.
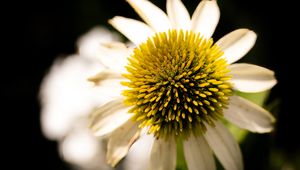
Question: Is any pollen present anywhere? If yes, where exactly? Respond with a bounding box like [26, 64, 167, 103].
[122, 30, 232, 140]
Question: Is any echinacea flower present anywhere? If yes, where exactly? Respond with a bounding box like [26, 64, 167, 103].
[88, 0, 277, 170]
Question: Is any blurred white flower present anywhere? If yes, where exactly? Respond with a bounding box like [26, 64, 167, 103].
[40, 27, 148, 169]
[40, 54, 100, 140]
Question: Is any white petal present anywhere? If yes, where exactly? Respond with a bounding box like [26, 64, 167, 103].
[127, 0, 172, 32]
[204, 122, 243, 170]
[94, 42, 130, 72]
[184, 135, 215, 170]
[88, 69, 123, 84]
[224, 95, 275, 133]
[107, 120, 140, 167]
[89, 98, 132, 136]
[216, 29, 257, 64]
[166, 0, 190, 30]
[109, 16, 154, 45]
[88, 70, 128, 105]
[149, 138, 176, 170]
[191, 0, 220, 38]
[91, 78, 127, 104]
[125, 134, 154, 170]
[77, 26, 121, 61]
[229, 63, 277, 93]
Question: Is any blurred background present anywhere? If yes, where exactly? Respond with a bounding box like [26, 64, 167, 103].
[10, 0, 299, 169]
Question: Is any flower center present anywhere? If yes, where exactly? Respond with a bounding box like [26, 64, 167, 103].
[122, 30, 232, 140]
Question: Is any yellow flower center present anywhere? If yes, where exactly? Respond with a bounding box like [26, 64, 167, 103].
[122, 30, 232, 140]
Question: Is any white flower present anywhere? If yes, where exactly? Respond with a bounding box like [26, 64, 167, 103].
[88, 0, 277, 170]
[40, 27, 121, 169]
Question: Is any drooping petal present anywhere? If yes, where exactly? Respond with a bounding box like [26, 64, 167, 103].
[204, 121, 243, 170]
[229, 63, 277, 93]
[183, 135, 216, 170]
[107, 119, 140, 167]
[149, 138, 177, 170]
[166, 0, 190, 30]
[224, 95, 275, 133]
[109, 16, 154, 45]
[191, 0, 220, 38]
[127, 0, 172, 32]
[89, 98, 132, 136]
[216, 29, 257, 64]
[125, 134, 154, 170]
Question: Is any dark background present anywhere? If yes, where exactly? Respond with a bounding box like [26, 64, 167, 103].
[7, 0, 298, 169]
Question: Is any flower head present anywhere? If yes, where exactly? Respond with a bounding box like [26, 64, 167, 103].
[88, 0, 277, 169]
[122, 30, 232, 139]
